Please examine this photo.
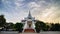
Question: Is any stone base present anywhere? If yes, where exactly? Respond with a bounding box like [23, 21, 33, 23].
[24, 29, 35, 33]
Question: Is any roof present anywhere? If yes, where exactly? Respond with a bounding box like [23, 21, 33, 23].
[21, 20, 26, 22]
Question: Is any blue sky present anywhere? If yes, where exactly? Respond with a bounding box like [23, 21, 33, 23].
[0, 0, 60, 23]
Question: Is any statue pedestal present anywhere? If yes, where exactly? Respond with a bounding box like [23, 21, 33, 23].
[24, 29, 35, 33]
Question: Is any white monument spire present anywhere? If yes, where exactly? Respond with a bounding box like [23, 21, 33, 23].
[22, 10, 36, 32]
[28, 10, 32, 19]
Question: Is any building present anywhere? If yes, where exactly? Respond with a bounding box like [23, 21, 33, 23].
[21, 11, 36, 32]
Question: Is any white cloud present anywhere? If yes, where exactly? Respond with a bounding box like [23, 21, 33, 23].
[1, 0, 60, 23]
[28, 2, 41, 9]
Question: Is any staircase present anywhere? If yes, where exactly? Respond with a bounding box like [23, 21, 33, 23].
[24, 29, 35, 33]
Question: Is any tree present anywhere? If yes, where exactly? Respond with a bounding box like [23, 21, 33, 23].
[0, 15, 6, 27]
[50, 23, 60, 31]
[35, 20, 47, 33]
[14, 23, 24, 32]
[2, 22, 14, 31]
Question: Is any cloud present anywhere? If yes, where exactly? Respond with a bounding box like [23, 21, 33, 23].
[26, 0, 60, 23]
[0, 0, 60, 23]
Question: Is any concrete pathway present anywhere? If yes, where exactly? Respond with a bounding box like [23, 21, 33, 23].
[0, 31, 60, 34]
[20, 31, 60, 34]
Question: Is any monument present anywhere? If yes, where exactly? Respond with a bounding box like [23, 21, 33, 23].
[21, 11, 36, 33]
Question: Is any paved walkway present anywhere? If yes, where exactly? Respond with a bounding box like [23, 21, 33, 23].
[0, 31, 18, 34]
[20, 32, 60, 34]
[0, 31, 60, 34]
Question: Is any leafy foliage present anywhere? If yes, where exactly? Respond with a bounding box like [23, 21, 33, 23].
[0, 15, 6, 27]
[14, 23, 24, 32]
[35, 20, 47, 31]
[50, 23, 60, 31]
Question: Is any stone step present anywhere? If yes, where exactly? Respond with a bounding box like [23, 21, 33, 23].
[24, 29, 35, 33]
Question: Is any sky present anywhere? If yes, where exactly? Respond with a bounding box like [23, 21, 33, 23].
[0, 0, 60, 24]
